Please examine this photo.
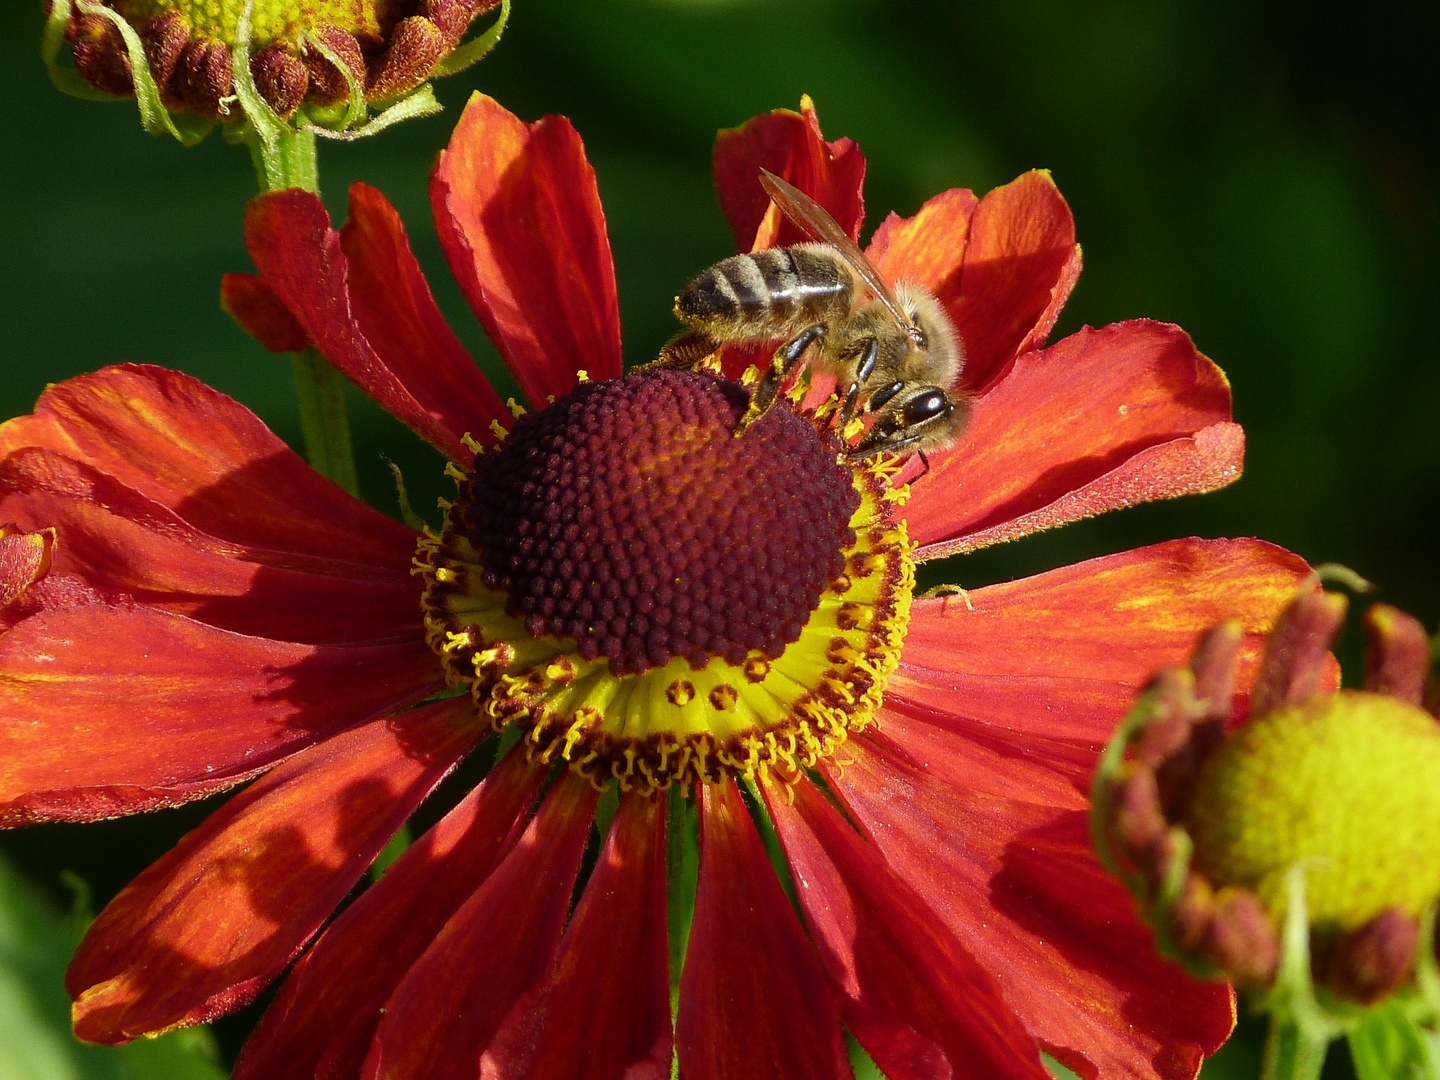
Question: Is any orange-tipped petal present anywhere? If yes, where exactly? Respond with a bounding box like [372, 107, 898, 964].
[0, 449, 419, 644]
[221, 272, 310, 354]
[867, 186, 980, 295]
[341, 184, 512, 450]
[483, 792, 672, 1080]
[906, 321, 1242, 558]
[244, 191, 487, 464]
[893, 539, 1319, 763]
[952, 170, 1080, 391]
[827, 739, 1234, 1080]
[66, 698, 482, 1043]
[0, 524, 54, 608]
[0, 365, 415, 570]
[764, 778, 1050, 1080]
[361, 773, 598, 1080]
[713, 96, 867, 251]
[0, 605, 442, 824]
[678, 779, 852, 1080]
[234, 746, 545, 1080]
[432, 94, 623, 409]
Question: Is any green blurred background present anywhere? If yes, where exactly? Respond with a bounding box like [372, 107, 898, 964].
[1, 0, 1436, 1075]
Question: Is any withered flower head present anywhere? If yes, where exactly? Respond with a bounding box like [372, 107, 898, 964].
[1094, 571, 1440, 1071]
[42, 0, 507, 141]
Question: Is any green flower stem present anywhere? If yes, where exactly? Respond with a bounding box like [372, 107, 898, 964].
[250, 127, 320, 194]
[289, 350, 359, 496]
[1263, 1017, 1330, 1080]
[248, 129, 359, 496]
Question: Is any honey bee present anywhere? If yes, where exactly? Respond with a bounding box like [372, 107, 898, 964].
[659, 169, 968, 464]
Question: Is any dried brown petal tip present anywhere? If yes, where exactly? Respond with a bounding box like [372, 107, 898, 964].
[71, 12, 134, 96]
[1111, 765, 1167, 866]
[141, 11, 189, 100]
[1323, 907, 1418, 1005]
[252, 44, 309, 119]
[1132, 668, 1201, 768]
[367, 16, 447, 101]
[304, 27, 366, 106]
[1251, 587, 1347, 714]
[1189, 618, 1243, 721]
[1204, 887, 1279, 988]
[1363, 603, 1430, 706]
[1168, 871, 1216, 952]
[175, 38, 232, 119]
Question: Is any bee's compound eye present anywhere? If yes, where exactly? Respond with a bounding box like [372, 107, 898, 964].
[902, 391, 951, 424]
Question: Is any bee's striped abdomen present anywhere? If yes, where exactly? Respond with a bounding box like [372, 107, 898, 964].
[675, 244, 851, 337]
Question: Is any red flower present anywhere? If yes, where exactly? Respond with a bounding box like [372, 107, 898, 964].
[0, 94, 1312, 1080]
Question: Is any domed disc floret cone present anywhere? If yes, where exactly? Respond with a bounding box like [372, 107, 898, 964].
[1092, 570, 1440, 1080]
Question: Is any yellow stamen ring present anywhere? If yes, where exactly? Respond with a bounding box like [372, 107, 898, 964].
[418, 456, 913, 795]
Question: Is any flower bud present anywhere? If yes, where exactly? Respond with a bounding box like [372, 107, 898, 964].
[1093, 577, 1440, 1017]
[43, 0, 509, 140]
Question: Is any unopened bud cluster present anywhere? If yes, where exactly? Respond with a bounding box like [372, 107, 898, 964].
[54, 0, 500, 120]
[1095, 581, 1440, 1009]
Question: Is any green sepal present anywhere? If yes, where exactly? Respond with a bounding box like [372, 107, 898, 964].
[308, 84, 443, 142]
[60, 0, 213, 145]
[301, 29, 367, 132]
[1349, 1002, 1440, 1080]
[232, 0, 295, 155]
[1089, 677, 1219, 978]
[41, 0, 117, 102]
[433, 0, 511, 78]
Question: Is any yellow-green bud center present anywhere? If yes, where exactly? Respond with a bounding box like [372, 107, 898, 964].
[113, 0, 399, 48]
[1187, 690, 1440, 931]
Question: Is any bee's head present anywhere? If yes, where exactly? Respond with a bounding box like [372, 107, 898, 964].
[895, 284, 965, 388]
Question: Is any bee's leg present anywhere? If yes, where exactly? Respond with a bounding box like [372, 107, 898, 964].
[636, 330, 717, 373]
[839, 338, 880, 426]
[915, 451, 932, 481]
[737, 323, 826, 433]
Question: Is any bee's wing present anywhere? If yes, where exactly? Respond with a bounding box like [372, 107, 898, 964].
[759, 169, 916, 334]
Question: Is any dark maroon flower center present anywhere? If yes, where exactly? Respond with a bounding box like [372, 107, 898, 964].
[457, 369, 859, 676]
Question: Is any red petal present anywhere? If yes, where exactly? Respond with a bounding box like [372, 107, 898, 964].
[678, 779, 852, 1080]
[432, 94, 622, 408]
[867, 186, 980, 297]
[0, 524, 54, 608]
[950, 170, 1080, 392]
[484, 792, 672, 1080]
[221, 272, 310, 353]
[0, 449, 419, 644]
[906, 321, 1242, 557]
[713, 96, 867, 251]
[361, 773, 598, 1080]
[892, 538, 1317, 764]
[67, 698, 481, 1043]
[0, 605, 442, 824]
[341, 184, 512, 448]
[0, 365, 415, 571]
[244, 191, 484, 463]
[827, 741, 1233, 1080]
[764, 778, 1049, 1080]
[234, 746, 545, 1080]
[812, 539, 1315, 1077]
